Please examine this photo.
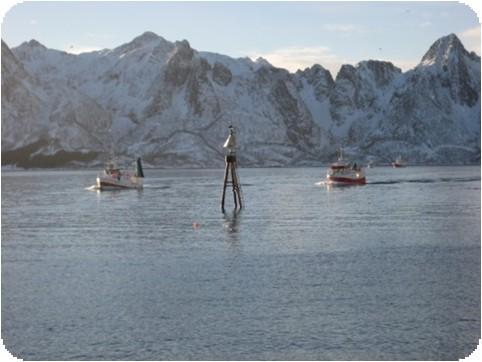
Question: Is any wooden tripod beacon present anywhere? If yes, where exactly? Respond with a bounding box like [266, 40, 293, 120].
[221, 126, 243, 212]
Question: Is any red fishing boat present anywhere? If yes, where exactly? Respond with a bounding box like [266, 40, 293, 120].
[326, 150, 366, 185]
[392, 156, 407, 168]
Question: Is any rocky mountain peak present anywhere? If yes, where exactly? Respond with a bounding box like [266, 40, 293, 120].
[335, 64, 357, 82]
[174, 39, 191, 50]
[417, 33, 480, 107]
[2, 40, 14, 57]
[163, 39, 195, 86]
[357, 60, 401, 87]
[25, 39, 47, 49]
[421, 33, 468, 66]
[2, 39, 26, 79]
[15, 39, 47, 53]
[137, 31, 160, 40]
[131, 31, 163, 44]
[255, 57, 272, 67]
[113, 31, 169, 57]
[358, 60, 400, 73]
[297, 64, 333, 81]
[296, 64, 334, 93]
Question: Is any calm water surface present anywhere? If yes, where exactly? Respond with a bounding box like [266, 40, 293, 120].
[2, 166, 480, 360]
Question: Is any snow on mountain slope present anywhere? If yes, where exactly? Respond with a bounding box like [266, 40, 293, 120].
[367, 34, 481, 163]
[2, 40, 113, 167]
[2, 32, 480, 167]
[1, 40, 50, 150]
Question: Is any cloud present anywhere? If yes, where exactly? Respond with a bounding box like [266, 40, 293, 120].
[250, 46, 352, 76]
[388, 59, 419, 72]
[459, 26, 481, 54]
[460, 26, 480, 38]
[64, 45, 102, 54]
[29, 19, 37, 25]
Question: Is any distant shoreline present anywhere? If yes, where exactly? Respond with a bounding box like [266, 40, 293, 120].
[2, 163, 481, 172]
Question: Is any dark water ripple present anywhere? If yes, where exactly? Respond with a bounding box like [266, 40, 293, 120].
[369, 176, 481, 185]
[2, 166, 480, 360]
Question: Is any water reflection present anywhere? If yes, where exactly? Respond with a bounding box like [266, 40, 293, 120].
[324, 183, 365, 192]
[222, 210, 241, 243]
[94, 188, 144, 205]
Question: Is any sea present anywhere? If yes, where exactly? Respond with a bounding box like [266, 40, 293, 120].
[1, 166, 480, 360]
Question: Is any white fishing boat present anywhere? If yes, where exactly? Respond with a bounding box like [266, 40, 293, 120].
[96, 158, 144, 190]
[326, 150, 366, 186]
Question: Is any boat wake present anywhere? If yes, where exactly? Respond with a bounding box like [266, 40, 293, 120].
[86, 184, 169, 191]
[368, 177, 480, 185]
[315, 180, 365, 187]
[316, 176, 480, 188]
[142, 184, 170, 190]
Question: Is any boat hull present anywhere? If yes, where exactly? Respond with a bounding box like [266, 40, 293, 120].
[326, 175, 366, 185]
[96, 176, 143, 190]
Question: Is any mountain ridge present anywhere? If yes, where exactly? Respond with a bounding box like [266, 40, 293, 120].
[1, 32, 480, 168]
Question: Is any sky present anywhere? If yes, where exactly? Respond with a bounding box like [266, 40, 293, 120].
[1, 1, 480, 76]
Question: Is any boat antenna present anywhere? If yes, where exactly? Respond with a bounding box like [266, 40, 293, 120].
[136, 157, 145, 178]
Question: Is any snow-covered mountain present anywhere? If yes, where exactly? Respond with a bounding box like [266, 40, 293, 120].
[1, 32, 480, 167]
